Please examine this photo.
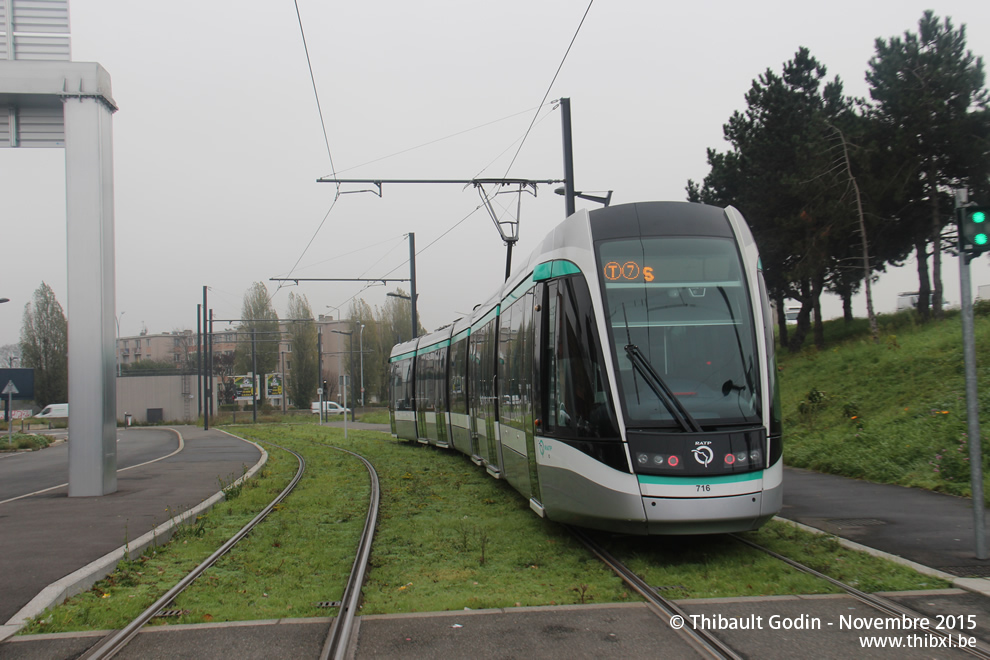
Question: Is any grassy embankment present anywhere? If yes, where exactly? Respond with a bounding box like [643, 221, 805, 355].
[22, 425, 946, 634]
[779, 303, 990, 499]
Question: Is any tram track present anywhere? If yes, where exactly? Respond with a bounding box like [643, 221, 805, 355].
[567, 526, 743, 660]
[572, 525, 990, 660]
[76, 438, 380, 660]
[730, 533, 990, 660]
[319, 445, 380, 660]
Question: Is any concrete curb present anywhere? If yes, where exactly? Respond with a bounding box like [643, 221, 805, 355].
[0, 429, 268, 641]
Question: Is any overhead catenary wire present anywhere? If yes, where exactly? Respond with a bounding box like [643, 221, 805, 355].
[329, 104, 555, 179]
[270, 1, 347, 307]
[499, 0, 594, 180]
[279, 3, 595, 321]
[293, 0, 337, 175]
[285, 234, 408, 278]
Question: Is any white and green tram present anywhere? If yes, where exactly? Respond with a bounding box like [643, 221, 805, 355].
[389, 201, 782, 534]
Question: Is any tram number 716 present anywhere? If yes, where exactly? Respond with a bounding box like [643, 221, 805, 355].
[696, 485, 711, 492]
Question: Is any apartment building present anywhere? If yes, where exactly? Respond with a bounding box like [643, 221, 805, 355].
[116, 329, 236, 369]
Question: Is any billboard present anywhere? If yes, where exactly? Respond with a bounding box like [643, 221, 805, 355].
[267, 373, 283, 398]
[233, 375, 256, 401]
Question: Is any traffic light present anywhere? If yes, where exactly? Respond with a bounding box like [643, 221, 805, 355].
[959, 206, 990, 255]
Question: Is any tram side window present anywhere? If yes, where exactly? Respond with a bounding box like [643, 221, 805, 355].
[434, 346, 448, 413]
[391, 358, 414, 411]
[498, 301, 516, 424]
[418, 350, 437, 413]
[509, 290, 532, 430]
[448, 339, 468, 415]
[544, 278, 619, 440]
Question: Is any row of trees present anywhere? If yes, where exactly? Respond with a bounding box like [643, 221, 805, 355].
[224, 282, 421, 410]
[687, 11, 990, 351]
[8, 278, 421, 413]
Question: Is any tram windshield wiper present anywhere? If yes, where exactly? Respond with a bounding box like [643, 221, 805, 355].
[619, 303, 703, 434]
[624, 343, 704, 433]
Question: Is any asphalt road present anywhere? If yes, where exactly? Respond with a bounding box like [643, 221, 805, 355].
[0, 428, 180, 503]
[0, 427, 261, 624]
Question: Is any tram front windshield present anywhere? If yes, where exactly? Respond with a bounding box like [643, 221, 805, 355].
[597, 237, 762, 428]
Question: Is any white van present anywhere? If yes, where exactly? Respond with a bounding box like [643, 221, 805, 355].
[897, 292, 949, 311]
[311, 401, 350, 415]
[36, 403, 68, 419]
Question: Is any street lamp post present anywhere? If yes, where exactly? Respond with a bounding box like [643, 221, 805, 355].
[331, 329, 352, 438]
[280, 350, 287, 413]
[114, 311, 126, 377]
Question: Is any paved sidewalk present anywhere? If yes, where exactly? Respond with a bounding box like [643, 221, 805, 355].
[0, 427, 263, 635]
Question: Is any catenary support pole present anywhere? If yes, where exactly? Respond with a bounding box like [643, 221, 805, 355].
[409, 233, 418, 339]
[252, 327, 258, 424]
[203, 287, 208, 431]
[208, 309, 214, 423]
[197, 304, 202, 418]
[560, 97, 576, 218]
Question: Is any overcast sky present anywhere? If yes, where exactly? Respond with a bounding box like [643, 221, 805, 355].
[2, 0, 989, 346]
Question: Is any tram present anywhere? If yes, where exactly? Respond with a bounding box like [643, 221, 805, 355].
[388, 201, 782, 535]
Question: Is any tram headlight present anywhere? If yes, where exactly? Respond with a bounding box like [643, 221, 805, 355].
[637, 453, 649, 465]
[652, 454, 665, 465]
[749, 449, 762, 463]
[735, 451, 748, 463]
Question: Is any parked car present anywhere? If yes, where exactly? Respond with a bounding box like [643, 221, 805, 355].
[35, 403, 68, 419]
[311, 401, 350, 415]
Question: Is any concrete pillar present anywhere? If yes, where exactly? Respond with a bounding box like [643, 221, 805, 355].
[65, 95, 117, 496]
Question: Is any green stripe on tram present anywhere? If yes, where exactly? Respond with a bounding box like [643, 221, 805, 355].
[416, 339, 450, 356]
[533, 260, 581, 281]
[389, 350, 417, 363]
[638, 471, 763, 486]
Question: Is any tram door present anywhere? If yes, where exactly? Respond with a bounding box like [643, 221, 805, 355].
[481, 317, 501, 475]
[525, 283, 545, 508]
[469, 317, 499, 472]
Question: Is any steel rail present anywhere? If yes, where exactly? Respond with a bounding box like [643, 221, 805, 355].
[319, 445, 381, 660]
[568, 526, 742, 660]
[78, 443, 307, 660]
[731, 534, 990, 660]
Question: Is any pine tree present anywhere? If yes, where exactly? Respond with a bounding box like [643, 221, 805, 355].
[866, 11, 989, 320]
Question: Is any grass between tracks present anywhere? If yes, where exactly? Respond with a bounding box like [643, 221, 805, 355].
[21, 425, 947, 634]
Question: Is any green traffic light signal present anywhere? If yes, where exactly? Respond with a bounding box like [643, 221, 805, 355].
[960, 206, 990, 255]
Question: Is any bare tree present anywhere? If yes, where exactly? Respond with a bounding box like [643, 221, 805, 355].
[19, 283, 68, 407]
